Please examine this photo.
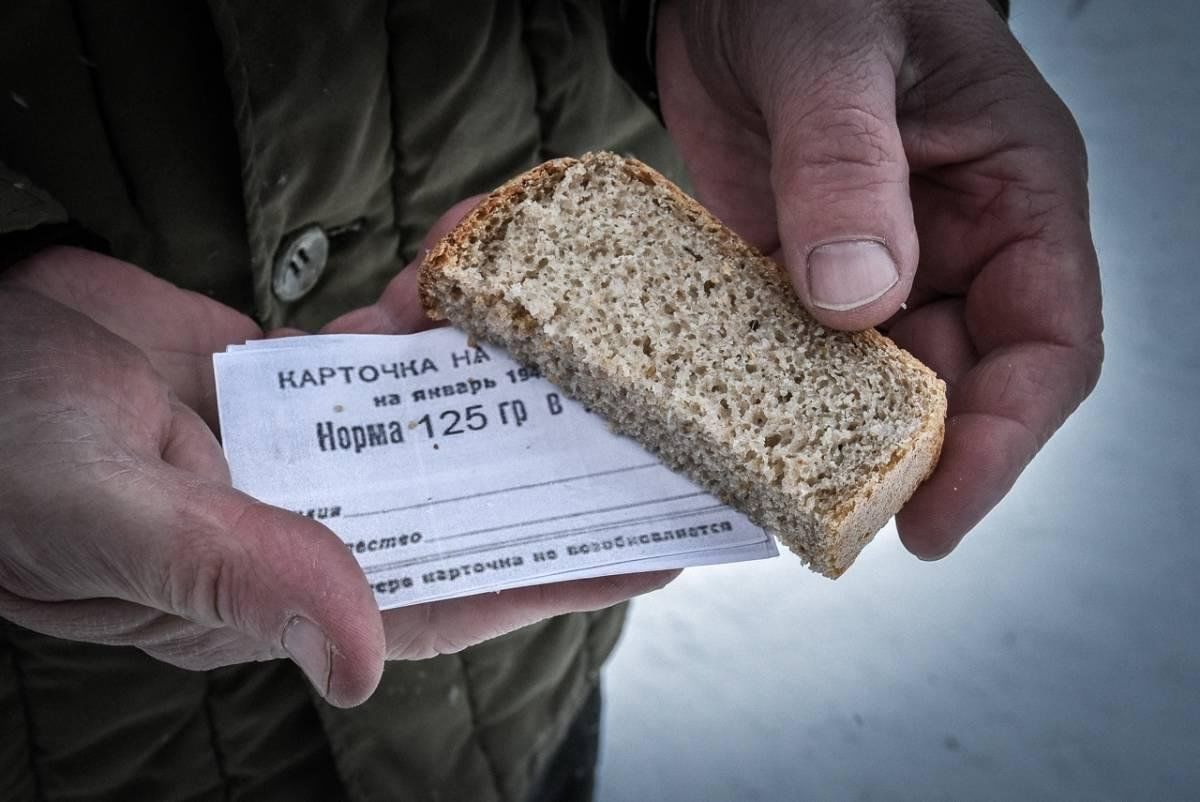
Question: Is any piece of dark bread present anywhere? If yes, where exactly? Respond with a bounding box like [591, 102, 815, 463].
[420, 152, 946, 577]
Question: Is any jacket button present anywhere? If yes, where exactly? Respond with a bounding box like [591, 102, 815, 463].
[272, 225, 329, 302]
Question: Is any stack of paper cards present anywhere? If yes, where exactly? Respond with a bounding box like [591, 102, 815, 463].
[214, 329, 777, 609]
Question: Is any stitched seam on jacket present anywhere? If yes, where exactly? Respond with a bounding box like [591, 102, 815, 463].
[584, 609, 598, 675]
[456, 653, 505, 802]
[517, 0, 550, 162]
[381, 0, 407, 257]
[208, 0, 274, 323]
[522, 614, 602, 793]
[3, 626, 43, 802]
[200, 673, 232, 802]
[643, 0, 660, 69]
[66, 0, 149, 233]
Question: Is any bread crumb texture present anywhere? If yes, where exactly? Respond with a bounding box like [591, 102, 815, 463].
[422, 153, 945, 577]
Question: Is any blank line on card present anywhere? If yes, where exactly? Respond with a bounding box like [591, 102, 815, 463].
[342, 461, 661, 518]
[362, 502, 729, 575]
[436, 491, 706, 543]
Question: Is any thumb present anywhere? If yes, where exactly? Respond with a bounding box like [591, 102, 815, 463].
[767, 45, 916, 331]
[323, 195, 485, 335]
[150, 478, 385, 706]
[122, 407, 385, 706]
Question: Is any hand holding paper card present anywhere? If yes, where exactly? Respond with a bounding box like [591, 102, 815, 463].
[214, 329, 777, 611]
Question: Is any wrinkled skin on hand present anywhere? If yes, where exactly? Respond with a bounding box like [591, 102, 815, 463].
[657, 0, 1104, 557]
[0, 0, 1106, 709]
[0, 238, 675, 708]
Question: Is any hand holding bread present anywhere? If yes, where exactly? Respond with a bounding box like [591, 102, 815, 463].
[399, 0, 1103, 573]
[420, 153, 944, 576]
[654, 0, 1103, 558]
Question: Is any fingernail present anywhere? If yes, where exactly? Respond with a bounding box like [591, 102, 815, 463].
[914, 548, 951, 562]
[653, 569, 683, 590]
[807, 240, 898, 311]
[907, 536, 958, 562]
[282, 616, 332, 699]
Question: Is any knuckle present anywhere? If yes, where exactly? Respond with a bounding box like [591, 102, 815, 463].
[385, 605, 442, 660]
[0, 548, 44, 602]
[141, 625, 273, 671]
[1079, 334, 1105, 399]
[165, 510, 251, 630]
[803, 104, 896, 171]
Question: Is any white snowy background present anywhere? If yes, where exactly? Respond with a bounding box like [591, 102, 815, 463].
[598, 1, 1200, 799]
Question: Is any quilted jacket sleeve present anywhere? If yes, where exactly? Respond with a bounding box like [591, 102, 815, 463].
[605, 0, 1012, 117]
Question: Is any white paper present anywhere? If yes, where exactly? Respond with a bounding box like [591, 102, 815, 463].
[214, 329, 776, 609]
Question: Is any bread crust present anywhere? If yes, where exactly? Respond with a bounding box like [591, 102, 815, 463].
[420, 153, 946, 577]
[421, 158, 575, 319]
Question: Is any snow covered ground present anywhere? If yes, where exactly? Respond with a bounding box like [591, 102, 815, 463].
[597, 2, 1200, 799]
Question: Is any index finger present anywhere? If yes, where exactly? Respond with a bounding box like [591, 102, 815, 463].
[886, 7, 1105, 556]
[322, 195, 484, 336]
[896, 194, 1104, 557]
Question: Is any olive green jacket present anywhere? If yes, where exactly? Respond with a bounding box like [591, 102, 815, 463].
[0, 2, 681, 800]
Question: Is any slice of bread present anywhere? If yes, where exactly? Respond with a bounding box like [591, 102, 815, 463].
[420, 152, 946, 577]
